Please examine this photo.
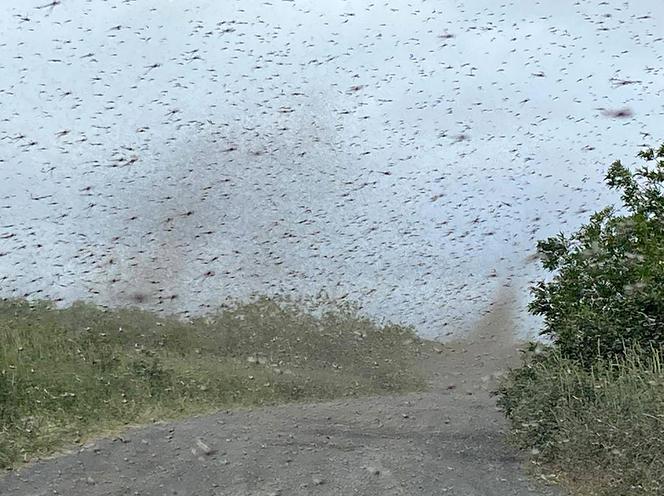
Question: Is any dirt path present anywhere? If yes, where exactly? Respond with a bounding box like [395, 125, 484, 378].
[0, 296, 563, 496]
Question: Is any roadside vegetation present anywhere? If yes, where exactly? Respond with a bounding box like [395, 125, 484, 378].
[497, 144, 664, 495]
[0, 295, 426, 469]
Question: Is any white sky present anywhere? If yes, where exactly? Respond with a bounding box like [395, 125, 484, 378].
[1, 0, 663, 338]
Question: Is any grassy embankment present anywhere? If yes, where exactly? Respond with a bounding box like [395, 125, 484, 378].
[497, 345, 664, 495]
[497, 144, 664, 495]
[0, 296, 427, 470]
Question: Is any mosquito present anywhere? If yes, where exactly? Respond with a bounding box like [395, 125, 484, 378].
[35, 0, 61, 14]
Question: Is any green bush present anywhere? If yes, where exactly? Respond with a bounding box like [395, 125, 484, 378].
[497, 346, 664, 495]
[498, 143, 664, 495]
[530, 143, 664, 363]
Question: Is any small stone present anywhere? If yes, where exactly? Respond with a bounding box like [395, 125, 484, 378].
[312, 477, 324, 485]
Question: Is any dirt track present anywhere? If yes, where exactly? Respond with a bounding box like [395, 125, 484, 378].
[0, 298, 563, 496]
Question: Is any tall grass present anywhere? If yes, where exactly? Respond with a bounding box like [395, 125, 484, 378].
[0, 296, 426, 469]
[497, 345, 664, 495]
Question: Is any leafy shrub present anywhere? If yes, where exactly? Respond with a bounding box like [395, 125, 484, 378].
[498, 143, 664, 495]
[497, 346, 664, 496]
[530, 143, 664, 363]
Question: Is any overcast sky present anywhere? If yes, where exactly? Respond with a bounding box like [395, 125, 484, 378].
[1, 0, 663, 338]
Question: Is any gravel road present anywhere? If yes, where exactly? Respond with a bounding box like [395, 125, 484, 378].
[1, 301, 563, 496]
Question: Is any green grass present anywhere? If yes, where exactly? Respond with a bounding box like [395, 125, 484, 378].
[0, 295, 427, 470]
[497, 345, 664, 496]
